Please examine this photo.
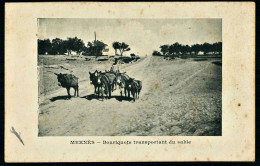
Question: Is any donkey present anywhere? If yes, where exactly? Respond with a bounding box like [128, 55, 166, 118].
[55, 73, 79, 98]
[132, 79, 142, 99]
[89, 70, 102, 97]
[97, 72, 115, 98]
[116, 71, 131, 97]
[104, 70, 117, 91]
[125, 78, 142, 101]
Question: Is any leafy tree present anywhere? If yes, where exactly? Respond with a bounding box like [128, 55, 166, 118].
[118, 42, 131, 56]
[191, 44, 201, 55]
[173, 42, 182, 55]
[213, 42, 222, 54]
[73, 37, 85, 55]
[201, 42, 211, 55]
[50, 38, 66, 55]
[168, 44, 176, 56]
[65, 37, 85, 55]
[184, 45, 191, 55]
[160, 45, 169, 56]
[166, 42, 183, 56]
[83, 40, 107, 56]
[152, 50, 162, 56]
[38, 39, 51, 55]
[94, 40, 107, 55]
[112, 42, 120, 55]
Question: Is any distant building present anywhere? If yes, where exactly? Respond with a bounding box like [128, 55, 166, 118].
[65, 51, 78, 55]
[198, 51, 204, 55]
[103, 48, 109, 52]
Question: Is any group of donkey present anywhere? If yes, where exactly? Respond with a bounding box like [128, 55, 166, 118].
[54, 66, 142, 101]
[89, 67, 142, 101]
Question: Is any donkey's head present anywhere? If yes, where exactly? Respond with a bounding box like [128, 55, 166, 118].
[55, 73, 70, 87]
[96, 71, 103, 85]
[126, 78, 134, 88]
[116, 73, 122, 85]
[89, 70, 98, 85]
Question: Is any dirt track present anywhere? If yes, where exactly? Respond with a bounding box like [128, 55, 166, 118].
[38, 56, 222, 136]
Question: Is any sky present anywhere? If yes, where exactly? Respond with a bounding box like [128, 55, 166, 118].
[38, 18, 222, 56]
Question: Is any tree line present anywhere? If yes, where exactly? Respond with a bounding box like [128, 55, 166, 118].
[152, 42, 222, 58]
[38, 37, 109, 56]
[38, 37, 133, 57]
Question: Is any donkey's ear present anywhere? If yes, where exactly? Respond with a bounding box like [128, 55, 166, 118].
[123, 72, 126, 74]
[89, 72, 91, 74]
[54, 73, 58, 76]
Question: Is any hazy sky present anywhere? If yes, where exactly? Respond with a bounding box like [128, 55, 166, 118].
[38, 18, 222, 56]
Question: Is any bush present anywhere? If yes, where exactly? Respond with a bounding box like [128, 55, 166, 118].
[152, 50, 162, 56]
[130, 53, 136, 58]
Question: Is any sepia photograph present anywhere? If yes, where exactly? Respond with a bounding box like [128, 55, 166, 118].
[5, 2, 255, 162]
[38, 18, 222, 136]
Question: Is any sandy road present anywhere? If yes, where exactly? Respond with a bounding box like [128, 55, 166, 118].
[38, 57, 221, 136]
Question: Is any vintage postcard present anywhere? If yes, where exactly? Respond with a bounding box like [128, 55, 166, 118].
[5, 2, 255, 162]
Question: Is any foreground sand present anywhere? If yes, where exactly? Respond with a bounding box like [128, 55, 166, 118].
[38, 55, 222, 136]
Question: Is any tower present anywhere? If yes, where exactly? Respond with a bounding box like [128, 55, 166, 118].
[94, 31, 96, 42]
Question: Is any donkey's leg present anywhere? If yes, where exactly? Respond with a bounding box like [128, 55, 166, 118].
[77, 85, 79, 97]
[120, 87, 122, 97]
[98, 86, 100, 97]
[66, 87, 71, 98]
[101, 86, 105, 99]
[132, 91, 135, 102]
[74, 87, 76, 96]
[132, 90, 135, 99]
[102, 86, 105, 97]
[113, 80, 115, 90]
[111, 83, 114, 92]
[107, 85, 110, 98]
[128, 89, 130, 98]
[100, 86, 102, 98]
[109, 86, 112, 98]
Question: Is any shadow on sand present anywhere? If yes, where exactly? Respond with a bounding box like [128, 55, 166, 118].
[50, 95, 70, 102]
[212, 61, 222, 66]
[81, 94, 133, 102]
[193, 58, 208, 61]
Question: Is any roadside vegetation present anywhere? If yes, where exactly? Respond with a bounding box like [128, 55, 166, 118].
[152, 42, 222, 60]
